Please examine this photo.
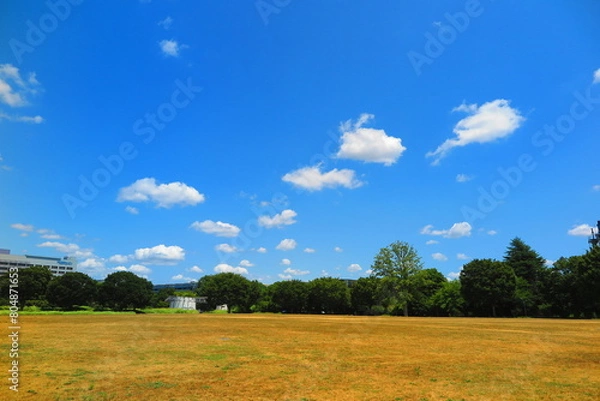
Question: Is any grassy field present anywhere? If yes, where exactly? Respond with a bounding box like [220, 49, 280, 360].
[2, 314, 599, 401]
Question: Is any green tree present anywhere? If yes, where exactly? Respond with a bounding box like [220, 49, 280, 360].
[540, 256, 579, 317]
[98, 271, 153, 311]
[150, 287, 176, 308]
[270, 279, 308, 313]
[504, 237, 546, 316]
[370, 241, 423, 316]
[196, 273, 260, 313]
[0, 266, 53, 309]
[307, 277, 351, 314]
[430, 280, 465, 317]
[350, 276, 381, 315]
[46, 272, 98, 310]
[460, 259, 516, 317]
[410, 268, 447, 316]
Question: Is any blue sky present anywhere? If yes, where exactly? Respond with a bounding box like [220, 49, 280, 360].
[1, 0, 599, 284]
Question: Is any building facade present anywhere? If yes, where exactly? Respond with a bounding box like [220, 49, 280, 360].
[0, 249, 77, 276]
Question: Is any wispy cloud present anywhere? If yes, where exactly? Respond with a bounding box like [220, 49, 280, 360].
[159, 39, 188, 57]
[421, 222, 472, 238]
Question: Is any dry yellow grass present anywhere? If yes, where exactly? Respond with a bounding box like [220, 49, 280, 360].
[2, 314, 599, 400]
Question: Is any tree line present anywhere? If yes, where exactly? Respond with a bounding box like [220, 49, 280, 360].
[1, 237, 598, 317]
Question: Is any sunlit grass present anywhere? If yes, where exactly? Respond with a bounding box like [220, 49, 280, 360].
[2, 315, 599, 400]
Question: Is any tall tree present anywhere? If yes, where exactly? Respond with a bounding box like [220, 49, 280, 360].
[0, 266, 53, 308]
[410, 268, 447, 316]
[370, 241, 423, 316]
[270, 279, 309, 313]
[196, 273, 260, 313]
[460, 259, 516, 317]
[430, 280, 465, 317]
[98, 271, 153, 311]
[350, 276, 381, 315]
[307, 277, 351, 314]
[504, 237, 546, 316]
[46, 272, 98, 310]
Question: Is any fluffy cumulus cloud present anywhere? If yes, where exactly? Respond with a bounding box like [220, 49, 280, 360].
[304, 247, 316, 253]
[456, 174, 473, 183]
[239, 260, 254, 267]
[188, 265, 204, 273]
[282, 164, 363, 191]
[276, 239, 297, 251]
[0, 64, 44, 124]
[280, 258, 292, 266]
[172, 274, 194, 282]
[256, 247, 267, 253]
[109, 254, 129, 264]
[426, 99, 525, 165]
[258, 209, 297, 228]
[336, 113, 406, 166]
[457, 253, 470, 260]
[214, 263, 248, 275]
[567, 224, 597, 237]
[115, 264, 151, 277]
[133, 244, 185, 264]
[347, 263, 362, 272]
[190, 220, 240, 237]
[215, 244, 238, 253]
[421, 222, 472, 239]
[79, 258, 105, 269]
[594, 68, 600, 84]
[159, 39, 188, 57]
[432, 252, 448, 262]
[11, 223, 33, 232]
[37, 241, 94, 258]
[282, 267, 309, 276]
[117, 178, 204, 208]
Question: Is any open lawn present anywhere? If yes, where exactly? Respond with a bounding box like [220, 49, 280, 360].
[2, 314, 599, 401]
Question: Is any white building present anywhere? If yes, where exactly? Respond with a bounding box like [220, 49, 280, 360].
[165, 296, 207, 310]
[0, 249, 77, 276]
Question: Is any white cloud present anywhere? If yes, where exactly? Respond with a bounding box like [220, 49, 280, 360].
[239, 259, 254, 267]
[109, 254, 130, 264]
[545, 259, 555, 267]
[336, 113, 406, 165]
[11, 223, 34, 232]
[487, 230, 498, 236]
[125, 206, 139, 215]
[347, 263, 362, 272]
[457, 253, 470, 260]
[37, 241, 93, 258]
[425, 240, 439, 245]
[256, 247, 267, 253]
[276, 239, 297, 251]
[188, 265, 204, 273]
[592, 185, 600, 192]
[215, 243, 238, 253]
[171, 274, 194, 282]
[133, 244, 185, 264]
[426, 99, 525, 165]
[334, 246, 343, 253]
[456, 174, 473, 183]
[432, 252, 448, 262]
[421, 222, 472, 239]
[117, 178, 204, 208]
[567, 224, 597, 237]
[278, 274, 293, 280]
[158, 16, 173, 30]
[283, 267, 309, 276]
[258, 209, 297, 228]
[214, 263, 248, 275]
[365, 269, 373, 275]
[280, 258, 292, 266]
[79, 257, 105, 269]
[120, 264, 152, 277]
[282, 164, 363, 191]
[40, 233, 62, 240]
[304, 247, 316, 253]
[321, 270, 330, 277]
[447, 271, 461, 280]
[159, 39, 188, 57]
[0, 112, 44, 124]
[190, 220, 240, 237]
[114, 266, 128, 272]
[0, 64, 41, 108]
[593, 68, 600, 84]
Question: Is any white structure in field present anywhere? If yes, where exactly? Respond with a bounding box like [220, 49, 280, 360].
[0, 249, 77, 276]
[165, 296, 207, 310]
